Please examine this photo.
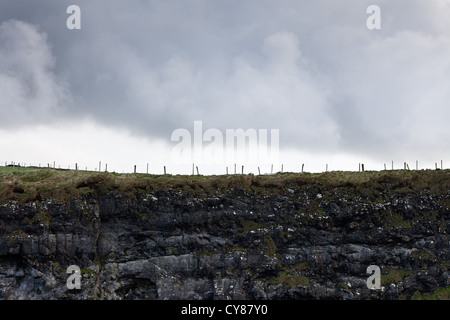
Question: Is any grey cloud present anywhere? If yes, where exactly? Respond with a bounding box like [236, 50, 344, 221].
[0, 19, 70, 126]
[1, 0, 450, 160]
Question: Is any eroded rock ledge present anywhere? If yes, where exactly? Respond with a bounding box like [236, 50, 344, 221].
[0, 172, 449, 300]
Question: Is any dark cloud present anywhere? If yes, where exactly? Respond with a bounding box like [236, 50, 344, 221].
[1, 0, 450, 163]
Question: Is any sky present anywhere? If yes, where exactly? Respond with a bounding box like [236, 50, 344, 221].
[1, 0, 450, 174]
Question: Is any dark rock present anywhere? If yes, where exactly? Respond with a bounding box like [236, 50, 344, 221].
[0, 187, 448, 300]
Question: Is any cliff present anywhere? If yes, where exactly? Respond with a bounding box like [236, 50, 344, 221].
[0, 168, 448, 300]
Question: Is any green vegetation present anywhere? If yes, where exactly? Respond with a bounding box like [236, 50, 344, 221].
[31, 211, 52, 226]
[6, 229, 27, 243]
[266, 267, 310, 288]
[240, 220, 265, 231]
[262, 234, 278, 257]
[411, 249, 437, 261]
[1, 166, 450, 204]
[381, 267, 413, 286]
[80, 267, 95, 276]
[411, 286, 450, 300]
[383, 211, 412, 230]
[51, 261, 63, 273]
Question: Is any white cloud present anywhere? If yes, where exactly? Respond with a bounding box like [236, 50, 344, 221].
[331, 29, 450, 158]
[2, 1, 450, 173]
[0, 20, 70, 127]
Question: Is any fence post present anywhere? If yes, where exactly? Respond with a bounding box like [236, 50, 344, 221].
[105, 163, 108, 172]
[281, 164, 283, 173]
[241, 165, 244, 175]
[258, 167, 261, 175]
[416, 160, 418, 170]
[196, 166, 199, 175]
[75, 163, 78, 171]
[134, 165, 136, 174]
[164, 166, 166, 175]
[301, 164, 304, 173]
[271, 164, 273, 174]
[361, 164, 364, 172]
[384, 163, 386, 171]
[147, 163, 149, 174]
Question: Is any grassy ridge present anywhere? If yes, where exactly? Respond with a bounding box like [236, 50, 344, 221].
[1, 165, 450, 203]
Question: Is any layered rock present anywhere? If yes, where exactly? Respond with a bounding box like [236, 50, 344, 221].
[0, 182, 448, 299]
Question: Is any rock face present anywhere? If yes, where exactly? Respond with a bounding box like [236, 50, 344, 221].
[0, 183, 448, 300]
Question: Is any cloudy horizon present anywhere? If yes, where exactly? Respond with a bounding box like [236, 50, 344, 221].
[1, 0, 450, 174]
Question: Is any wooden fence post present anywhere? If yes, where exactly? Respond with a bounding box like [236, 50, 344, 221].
[301, 164, 304, 173]
[134, 165, 136, 174]
[361, 164, 364, 172]
[196, 166, 199, 175]
[241, 165, 244, 175]
[258, 167, 261, 175]
[164, 166, 166, 175]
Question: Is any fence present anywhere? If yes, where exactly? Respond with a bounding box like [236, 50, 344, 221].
[1, 159, 447, 176]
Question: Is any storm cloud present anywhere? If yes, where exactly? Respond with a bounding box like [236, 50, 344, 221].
[1, 0, 450, 171]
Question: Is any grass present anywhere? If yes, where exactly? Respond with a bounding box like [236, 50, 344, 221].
[411, 286, 450, 300]
[240, 220, 265, 231]
[383, 211, 412, 230]
[1, 166, 450, 204]
[266, 271, 310, 288]
[381, 267, 414, 286]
